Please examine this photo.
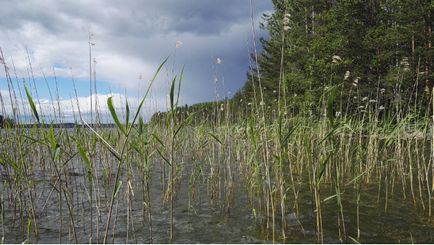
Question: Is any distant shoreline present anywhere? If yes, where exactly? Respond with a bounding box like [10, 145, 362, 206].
[4, 123, 117, 129]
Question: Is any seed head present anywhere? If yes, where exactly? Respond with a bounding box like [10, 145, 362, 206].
[344, 71, 350, 80]
[332, 55, 342, 64]
[283, 16, 290, 25]
[175, 40, 183, 48]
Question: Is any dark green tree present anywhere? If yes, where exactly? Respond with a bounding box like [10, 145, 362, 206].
[238, 0, 434, 117]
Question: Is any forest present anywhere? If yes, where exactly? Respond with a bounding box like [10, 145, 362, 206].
[160, 0, 434, 122]
[1, 0, 434, 243]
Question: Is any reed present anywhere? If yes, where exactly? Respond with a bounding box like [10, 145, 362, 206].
[0, 45, 433, 244]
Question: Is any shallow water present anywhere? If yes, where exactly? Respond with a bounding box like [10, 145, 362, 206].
[1, 156, 434, 243]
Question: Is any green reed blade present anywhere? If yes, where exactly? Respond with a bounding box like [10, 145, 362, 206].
[24, 84, 40, 123]
[107, 96, 126, 135]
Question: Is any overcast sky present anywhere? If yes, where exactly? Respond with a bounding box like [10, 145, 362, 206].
[0, 0, 272, 122]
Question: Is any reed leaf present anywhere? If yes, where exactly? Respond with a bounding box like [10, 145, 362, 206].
[77, 142, 93, 182]
[169, 75, 177, 112]
[24, 84, 40, 123]
[82, 120, 121, 161]
[107, 96, 126, 135]
[208, 132, 223, 145]
[176, 65, 185, 107]
[125, 98, 130, 130]
[127, 57, 169, 135]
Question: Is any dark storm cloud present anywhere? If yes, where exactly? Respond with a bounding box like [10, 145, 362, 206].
[98, 0, 272, 36]
[0, 0, 273, 105]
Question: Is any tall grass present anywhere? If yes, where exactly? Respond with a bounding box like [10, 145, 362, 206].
[0, 41, 433, 244]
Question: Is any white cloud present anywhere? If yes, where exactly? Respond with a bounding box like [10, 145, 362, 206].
[0, 89, 167, 123]
[0, 0, 272, 121]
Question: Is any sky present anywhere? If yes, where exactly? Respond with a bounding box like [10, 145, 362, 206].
[0, 0, 273, 123]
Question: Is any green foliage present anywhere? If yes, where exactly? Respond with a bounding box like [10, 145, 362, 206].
[77, 142, 92, 182]
[24, 84, 40, 123]
[0, 115, 14, 128]
[235, 0, 434, 117]
[107, 96, 126, 135]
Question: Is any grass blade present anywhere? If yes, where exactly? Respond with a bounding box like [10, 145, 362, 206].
[24, 84, 40, 123]
[128, 57, 169, 135]
[176, 65, 185, 107]
[82, 120, 121, 161]
[77, 142, 93, 182]
[169, 75, 177, 112]
[208, 132, 223, 145]
[107, 96, 126, 135]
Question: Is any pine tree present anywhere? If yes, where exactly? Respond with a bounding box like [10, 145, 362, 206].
[238, 0, 434, 117]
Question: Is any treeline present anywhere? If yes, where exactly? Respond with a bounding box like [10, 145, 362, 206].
[0, 115, 13, 128]
[150, 100, 245, 126]
[152, 0, 434, 124]
[232, 0, 434, 117]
